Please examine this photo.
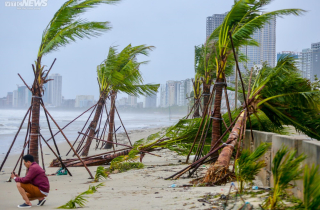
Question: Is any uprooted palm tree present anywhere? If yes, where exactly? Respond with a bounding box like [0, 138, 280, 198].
[206, 0, 306, 150]
[28, 0, 120, 163]
[81, 44, 159, 156]
[203, 55, 320, 184]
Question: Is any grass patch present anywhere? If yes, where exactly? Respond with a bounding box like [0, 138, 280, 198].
[107, 162, 144, 173]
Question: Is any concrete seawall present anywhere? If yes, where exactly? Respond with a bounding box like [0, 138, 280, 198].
[243, 130, 317, 199]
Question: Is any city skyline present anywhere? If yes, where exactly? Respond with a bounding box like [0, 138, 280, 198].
[1, 0, 319, 99]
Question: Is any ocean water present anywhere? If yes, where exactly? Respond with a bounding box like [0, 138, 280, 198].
[0, 109, 182, 160]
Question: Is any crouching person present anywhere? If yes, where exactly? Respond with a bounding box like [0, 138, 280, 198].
[11, 154, 50, 208]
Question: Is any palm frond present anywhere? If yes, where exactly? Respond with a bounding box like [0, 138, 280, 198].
[303, 164, 320, 210]
[97, 44, 159, 96]
[235, 143, 270, 193]
[57, 194, 88, 209]
[39, 0, 120, 56]
[264, 146, 306, 209]
[94, 166, 109, 182]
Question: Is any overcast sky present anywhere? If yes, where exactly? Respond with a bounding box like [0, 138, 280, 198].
[0, 0, 319, 101]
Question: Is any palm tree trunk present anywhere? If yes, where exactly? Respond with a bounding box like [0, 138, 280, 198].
[193, 96, 200, 118]
[203, 111, 245, 183]
[105, 91, 116, 149]
[203, 83, 211, 109]
[211, 78, 224, 149]
[81, 96, 105, 156]
[29, 91, 41, 164]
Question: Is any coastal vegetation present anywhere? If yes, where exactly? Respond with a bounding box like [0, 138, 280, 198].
[263, 146, 306, 209]
[235, 143, 270, 193]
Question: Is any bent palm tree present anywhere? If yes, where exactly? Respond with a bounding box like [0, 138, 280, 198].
[203, 55, 320, 183]
[207, 0, 305, 149]
[81, 44, 159, 156]
[29, 0, 119, 163]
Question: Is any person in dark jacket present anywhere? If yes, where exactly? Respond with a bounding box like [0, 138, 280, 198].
[11, 154, 50, 208]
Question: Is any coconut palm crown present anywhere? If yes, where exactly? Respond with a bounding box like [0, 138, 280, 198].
[80, 44, 159, 156]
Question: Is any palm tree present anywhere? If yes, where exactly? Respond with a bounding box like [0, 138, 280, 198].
[81, 44, 159, 156]
[206, 0, 305, 149]
[194, 43, 235, 114]
[203, 55, 320, 183]
[29, 0, 119, 163]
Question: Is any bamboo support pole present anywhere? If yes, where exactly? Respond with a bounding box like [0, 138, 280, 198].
[40, 104, 93, 179]
[7, 139, 31, 182]
[229, 31, 254, 144]
[44, 58, 57, 80]
[0, 107, 31, 172]
[18, 103, 32, 176]
[39, 134, 45, 171]
[74, 128, 90, 155]
[79, 132, 161, 158]
[115, 105, 132, 146]
[186, 65, 226, 163]
[18, 74, 32, 92]
[166, 110, 243, 180]
[48, 103, 98, 142]
[39, 134, 72, 176]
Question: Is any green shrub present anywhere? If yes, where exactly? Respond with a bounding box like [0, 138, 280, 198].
[235, 143, 270, 193]
[264, 146, 306, 209]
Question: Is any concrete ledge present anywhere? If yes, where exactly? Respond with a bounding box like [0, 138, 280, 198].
[243, 130, 318, 199]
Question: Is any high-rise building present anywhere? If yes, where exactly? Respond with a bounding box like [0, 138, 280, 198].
[312, 48, 320, 80]
[6, 92, 13, 107]
[25, 88, 32, 106]
[127, 95, 137, 107]
[12, 90, 18, 107]
[299, 42, 320, 81]
[159, 79, 193, 107]
[17, 86, 27, 107]
[159, 84, 166, 108]
[168, 84, 175, 106]
[42, 83, 49, 104]
[178, 81, 185, 106]
[144, 93, 157, 108]
[239, 14, 276, 71]
[206, 12, 228, 38]
[75, 95, 94, 108]
[48, 74, 62, 107]
[206, 12, 276, 77]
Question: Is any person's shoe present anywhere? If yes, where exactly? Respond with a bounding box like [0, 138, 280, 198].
[37, 198, 46, 206]
[17, 203, 31, 208]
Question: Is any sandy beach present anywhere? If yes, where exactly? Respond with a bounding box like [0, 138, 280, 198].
[0, 127, 217, 210]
